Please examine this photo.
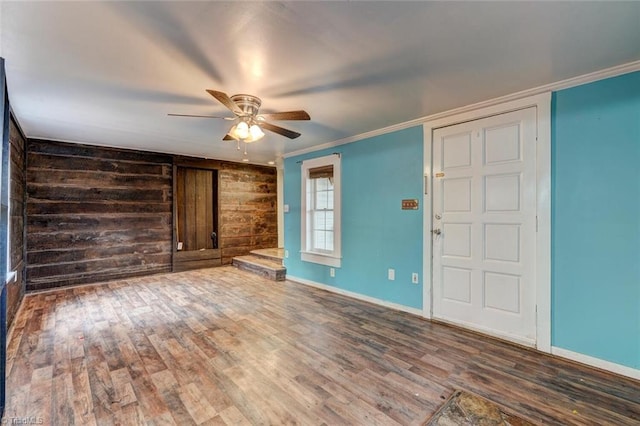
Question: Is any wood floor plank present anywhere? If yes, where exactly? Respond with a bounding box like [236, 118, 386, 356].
[70, 358, 97, 425]
[6, 266, 640, 425]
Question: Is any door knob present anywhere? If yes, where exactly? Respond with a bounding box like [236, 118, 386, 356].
[431, 228, 441, 235]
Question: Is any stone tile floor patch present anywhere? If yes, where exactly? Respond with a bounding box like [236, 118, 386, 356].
[424, 390, 537, 425]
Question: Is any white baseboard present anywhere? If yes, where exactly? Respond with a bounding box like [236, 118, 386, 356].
[286, 275, 423, 316]
[551, 346, 640, 381]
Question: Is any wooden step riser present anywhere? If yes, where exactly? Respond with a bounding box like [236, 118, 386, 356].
[232, 258, 286, 281]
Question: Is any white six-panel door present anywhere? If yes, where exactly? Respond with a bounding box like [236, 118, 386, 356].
[432, 107, 537, 346]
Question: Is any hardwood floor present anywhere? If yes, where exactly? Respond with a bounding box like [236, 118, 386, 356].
[5, 267, 640, 425]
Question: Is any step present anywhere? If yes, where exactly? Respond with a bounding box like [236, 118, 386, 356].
[249, 248, 285, 263]
[232, 255, 286, 281]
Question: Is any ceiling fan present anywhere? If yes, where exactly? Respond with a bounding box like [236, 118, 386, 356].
[169, 90, 310, 151]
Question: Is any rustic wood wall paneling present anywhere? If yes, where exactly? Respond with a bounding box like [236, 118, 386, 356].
[26, 140, 173, 291]
[7, 114, 27, 327]
[173, 157, 277, 266]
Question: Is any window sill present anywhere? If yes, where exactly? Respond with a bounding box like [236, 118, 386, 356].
[301, 251, 341, 268]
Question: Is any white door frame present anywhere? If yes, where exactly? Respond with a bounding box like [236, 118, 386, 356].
[422, 92, 551, 353]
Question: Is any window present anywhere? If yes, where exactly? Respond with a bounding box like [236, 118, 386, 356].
[301, 154, 341, 267]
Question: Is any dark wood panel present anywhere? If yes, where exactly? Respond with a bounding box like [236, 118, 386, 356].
[175, 167, 186, 250]
[26, 140, 173, 290]
[174, 166, 218, 272]
[28, 184, 168, 202]
[10, 214, 25, 268]
[27, 169, 171, 187]
[28, 139, 173, 164]
[27, 201, 171, 215]
[28, 152, 168, 176]
[26, 253, 172, 279]
[195, 169, 212, 250]
[184, 167, 197, 250]
[26, 142, 278, 288]
[219, 221, 277, 236]
[27, 214, 171, 233]
[27, 243, 169, 265]
[28, 228, 171, 250]
[173, 249, 221, 262]
[172, 258, 223, 272]
[217, 164, 277, 263]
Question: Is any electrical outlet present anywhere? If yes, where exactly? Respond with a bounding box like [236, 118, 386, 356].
[284, 250, 289, 258]
[412, 273, 419, 284]
[330, 268, 335, 277]
[388, 269, 395, 281]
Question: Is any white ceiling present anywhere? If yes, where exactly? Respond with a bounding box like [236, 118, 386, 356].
[2, 1, 639, 165]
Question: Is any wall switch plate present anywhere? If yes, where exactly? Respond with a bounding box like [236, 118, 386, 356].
[177, 242, 183, 250]
[412, 273, 419, 284]
[283, 204, 290, 213]
[330, 268, 335, 277]
[388, 269, 395, 280]
[284, 250, 289, 258]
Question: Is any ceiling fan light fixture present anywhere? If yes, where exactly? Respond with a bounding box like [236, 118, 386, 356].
[249, 124, 265, 140]
[234, 121, 250, 139]
[171, 89, 309, 157]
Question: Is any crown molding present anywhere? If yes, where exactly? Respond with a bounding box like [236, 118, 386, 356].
[283, 60, 640, 159]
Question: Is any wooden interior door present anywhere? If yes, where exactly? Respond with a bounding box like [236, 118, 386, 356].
[173, 167, 221, 271]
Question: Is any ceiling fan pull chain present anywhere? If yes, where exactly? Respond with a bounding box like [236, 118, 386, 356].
[236, 140, 240, 151]
[244, 142, 248, 156]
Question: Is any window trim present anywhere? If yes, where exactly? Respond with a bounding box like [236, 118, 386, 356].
[300, 154, 341, 268]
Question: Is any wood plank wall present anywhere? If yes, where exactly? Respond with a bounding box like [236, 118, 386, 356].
[219, 162, 277, 264]
[174, 157, 278, 265]
[7, 115, 26, 327]
[23, 141, 277, 290]
[26, 140, 173, 291]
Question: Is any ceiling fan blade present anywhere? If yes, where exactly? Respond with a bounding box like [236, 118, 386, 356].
[206, 90, 243, 115]
[258, 110, 310, 121]
[260, 122, 301, 139]
[223, 134, 237, 141]
[168, 113, 234, 120]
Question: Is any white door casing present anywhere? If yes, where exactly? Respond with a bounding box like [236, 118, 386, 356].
[431, 107, 538, 346]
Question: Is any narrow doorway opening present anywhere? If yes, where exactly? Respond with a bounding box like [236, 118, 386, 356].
[173, 166, 221, 271]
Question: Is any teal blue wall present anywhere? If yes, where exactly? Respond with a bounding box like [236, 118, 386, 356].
[552, 71, 640, 369]
[284, 126, 424, 309]
[283, 71, 640, 371]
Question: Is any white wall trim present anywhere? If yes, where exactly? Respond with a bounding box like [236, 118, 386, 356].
[287, 275, 423, 317]
[535, 93, 552, 353]
[422, 126, 432, 320]
[552, 346, 640, 381]
[284, 60, 640, 160]
[422, 92, 552, 353]
[300, 154, 342, 267]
